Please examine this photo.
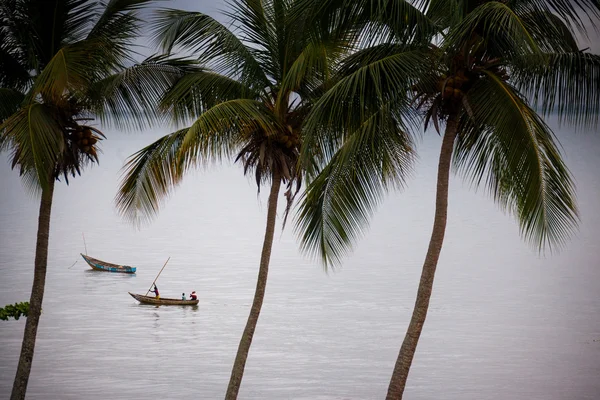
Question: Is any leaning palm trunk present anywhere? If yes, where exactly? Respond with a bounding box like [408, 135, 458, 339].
[11, 178, 55, 400]
[225, 171, 282, 399]
[386, 116, 458, 400]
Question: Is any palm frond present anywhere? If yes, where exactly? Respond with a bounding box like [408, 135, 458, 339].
[0, 0, 39, 71]
[296, 102, 415, 267]
[87, 0, 157, 68]
[152, 8, 270, 89]
[276, 41, 333, 113]
[91, 55, 202, 129]
[89, 0, 154, 39]
[443, 1, 543, 61]
[116, 128, 189, 226]
[512, 51, 600, 128]
[301, 44, 430, 169]
[0, 102, 63, 191]
[511, 0, 600, 36]
[0, 88, 25, 124]
[28, 42, 98, 102]
[226, 0, 274, 54]
[424, 0, 462, 29]
[160, 69, 255, 126]
[0, 32, 32, 90]
[291, 0, 436, 46]
[27, 0, 96, 64]
[178, 99, 281, 166]
[514, 7, 579, 53]
[455, 73, 578, 250]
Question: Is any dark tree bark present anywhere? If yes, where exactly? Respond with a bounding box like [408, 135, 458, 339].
[11, 178, 55, 400]
[386, 115, 459, 399]
[225, 171, 282, 399]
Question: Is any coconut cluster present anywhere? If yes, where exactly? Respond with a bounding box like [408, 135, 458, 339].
[438, 70, 470, 100]
[275, 125, 300, 149]
[69, 127, 99, 157]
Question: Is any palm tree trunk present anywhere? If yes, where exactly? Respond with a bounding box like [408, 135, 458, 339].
[385, 115, 459, 400]
[225, 171, 282, 400]
[11, 178, 55, 400]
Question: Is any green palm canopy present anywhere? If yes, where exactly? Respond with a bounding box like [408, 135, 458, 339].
[294, 0, 599, 398]
[0, 0, 198, 189]
[0, 1, 197, 399]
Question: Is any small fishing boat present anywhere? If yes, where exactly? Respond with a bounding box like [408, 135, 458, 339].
[128, 292, 199, 306]
[80, 253, 136, 273]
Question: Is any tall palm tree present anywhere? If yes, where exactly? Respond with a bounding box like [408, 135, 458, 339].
[296, 0, 600, 398]
[114, 1, 369, 397]
[0, 1, 196, 398]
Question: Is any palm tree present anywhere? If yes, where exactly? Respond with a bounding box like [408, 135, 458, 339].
[296, 1, 600, 398]
[114, 1, 366, 397]
[0, 1, 196, 398]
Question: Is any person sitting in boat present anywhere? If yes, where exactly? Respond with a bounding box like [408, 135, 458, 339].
[151, 284, 160, 299]
[181, 293, 186, 300]
[189, 291, 197, 301]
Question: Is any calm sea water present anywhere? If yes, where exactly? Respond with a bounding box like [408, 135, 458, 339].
[1, 119, 599, 399]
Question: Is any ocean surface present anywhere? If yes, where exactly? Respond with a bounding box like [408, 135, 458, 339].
[1, 119, 599, 399]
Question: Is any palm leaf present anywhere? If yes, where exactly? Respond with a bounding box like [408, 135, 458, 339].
[160, 69, 255, 125]
[0, 102, 63, 191]
[0, 88, 25, 125]
[514, 7, 579, 52]
[443, 1, 543, 61]
[301, 44, 430, 169]
[89, 0, 154, 39]
[455, 73, 578, 250]
[87, 0, 158, 69]
[28, 42, 98, 102]
[512, 51, 600, 128]
[296, 102, 415, 266]
[276, 41, 334, 113]
[116, 128, 189, 225]
[510, 0, 600, 35]
[291, 0, 436, 46]
[178, 99, 282, 166]
[152, 8, 270, 89]
[91, 55, 202, 129]
[0, 32, 32, 91]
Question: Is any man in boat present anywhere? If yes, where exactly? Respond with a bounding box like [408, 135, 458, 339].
[181, 292, 186, 300]
[189, 291, 197, 301]
[151, 284, 160, 299]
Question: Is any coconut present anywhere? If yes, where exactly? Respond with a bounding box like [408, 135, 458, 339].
[88, 137, 97, 145]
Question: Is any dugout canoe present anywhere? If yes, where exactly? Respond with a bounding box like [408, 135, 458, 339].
[81, 253, 136, 273]
[128, 292, 199, 305]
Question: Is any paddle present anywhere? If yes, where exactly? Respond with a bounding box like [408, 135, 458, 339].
[82, 232, 88, 255]
[145, 257, 171, 296]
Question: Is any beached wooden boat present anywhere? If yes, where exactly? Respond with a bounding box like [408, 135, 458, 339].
[81, 253, 136, 273]
[128, 292, 199, 305]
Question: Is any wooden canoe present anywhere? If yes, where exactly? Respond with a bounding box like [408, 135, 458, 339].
[128, 292, 199, 306]
[81, 253, 136, 273]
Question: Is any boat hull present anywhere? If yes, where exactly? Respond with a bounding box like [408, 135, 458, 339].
[129, 292, 199, 306]
[81, 253, 136, 273]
